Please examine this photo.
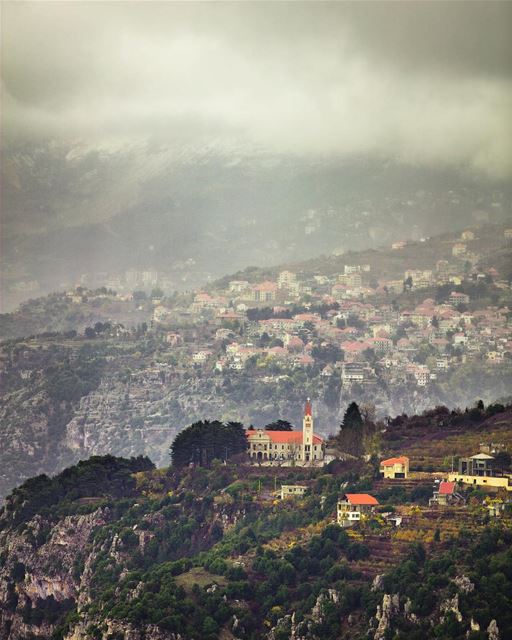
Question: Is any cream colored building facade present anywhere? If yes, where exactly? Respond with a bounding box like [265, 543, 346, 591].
[337, 493, 379, 527]
[448, 473, 511, 491]
[247, 400, 325, 465]
[280, 485, 307, 499]
[380, 456, 409, 479]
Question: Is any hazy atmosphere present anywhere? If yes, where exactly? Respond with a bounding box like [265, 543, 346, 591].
[2, 1, 512, 313]
[3, 1, 512, 176]
[1, 4, 512, 640]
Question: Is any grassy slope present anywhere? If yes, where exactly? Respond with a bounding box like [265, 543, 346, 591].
[382, 407, 512, 471]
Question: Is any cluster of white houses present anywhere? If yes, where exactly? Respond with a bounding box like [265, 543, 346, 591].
[246, 400, 510, 526]
[270, 418, 511, 526]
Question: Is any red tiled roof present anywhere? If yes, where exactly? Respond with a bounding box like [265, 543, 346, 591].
[439, 481, 455, 495]
[305, 399, 312, 416]
[254, 281, 278, 292]
[344, 493, 379, 505]
[268, 346, 287, 355]
[341, 341, 369, 352]
[246, 430, 323, 444]
[381, 456, 409, 466]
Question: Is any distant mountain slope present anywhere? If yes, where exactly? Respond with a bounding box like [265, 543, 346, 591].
[212, 222, 512, 288]
[3, 141, 511, 309]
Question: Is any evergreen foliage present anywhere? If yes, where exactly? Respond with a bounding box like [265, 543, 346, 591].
[1, 452, 511, 640]
[264, 420, 294, 431]
[170, 421, 248, 467]
[337, 401, 365, 457]
[0, 455, 154, 529]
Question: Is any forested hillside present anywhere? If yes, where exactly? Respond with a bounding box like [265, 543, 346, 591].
[0, 454, 510, 639]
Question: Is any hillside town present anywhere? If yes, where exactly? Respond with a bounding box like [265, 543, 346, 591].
[145, 226, 512, 400]
[36, 226, 510, 392]
[2, 228, 511, 407]
[1, 225, 511, 501]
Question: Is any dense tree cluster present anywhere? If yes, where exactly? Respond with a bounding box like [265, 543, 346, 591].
[264, 420, 294, 431]
[1, 453, 511, 640]
[44, 351, 105, 402]
[0, 455, 154, 529]
[170, 421, 248, 467]
[382, 528, 512, 639]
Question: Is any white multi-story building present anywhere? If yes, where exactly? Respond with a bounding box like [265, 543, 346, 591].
[278, 270, 297, 289]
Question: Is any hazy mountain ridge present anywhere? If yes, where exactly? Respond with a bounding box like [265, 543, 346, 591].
[3, 141, 511, 310]
[1, 223, 511, 499]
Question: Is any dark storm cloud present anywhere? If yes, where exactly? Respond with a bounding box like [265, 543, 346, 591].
[1, 1, 511, 177]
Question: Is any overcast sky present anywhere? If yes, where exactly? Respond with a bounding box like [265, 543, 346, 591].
[2, 1, 511, 178]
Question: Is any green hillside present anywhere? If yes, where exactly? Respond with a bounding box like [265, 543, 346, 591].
[0, 419, 511, 640]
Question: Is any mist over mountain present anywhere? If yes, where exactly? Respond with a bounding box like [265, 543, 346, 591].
[1, 4, 512, 637]
[3, 140, 511, 311]
[3, 2, 512, 310]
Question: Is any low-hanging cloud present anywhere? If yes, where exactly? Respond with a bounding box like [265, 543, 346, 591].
[2, 1, 511, 178]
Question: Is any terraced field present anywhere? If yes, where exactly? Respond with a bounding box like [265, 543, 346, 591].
[348, 531, 411, 578]
[383, 409, 512, 472]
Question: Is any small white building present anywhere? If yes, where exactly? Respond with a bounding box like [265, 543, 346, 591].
[280, 485, 307, 499]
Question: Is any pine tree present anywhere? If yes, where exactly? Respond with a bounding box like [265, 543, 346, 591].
[337, 401, 364, 457]
[343, 402, 364, 430]
[264, 420, 293, 431]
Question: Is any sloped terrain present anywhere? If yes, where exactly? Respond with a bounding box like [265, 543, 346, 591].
[3, 141, 511, 310]
[0, 455, 511, 640]
[382, 406, 512, 471]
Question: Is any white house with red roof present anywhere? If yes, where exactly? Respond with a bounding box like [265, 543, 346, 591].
[337, 493, 379, 526]
[246, 400, 325, 465]
[430, 480, 464, 506]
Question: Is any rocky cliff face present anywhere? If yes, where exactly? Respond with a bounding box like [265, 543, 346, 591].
[0, 509, 108, 639]
[63, 377, 178, 470]
[0, 383, 77, 502]
[0, 335, 341, 501]
[0, 456, 249, 640]
[0, 342, 179, 500]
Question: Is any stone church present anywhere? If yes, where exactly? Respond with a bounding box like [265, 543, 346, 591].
[247, 399, 325, 465]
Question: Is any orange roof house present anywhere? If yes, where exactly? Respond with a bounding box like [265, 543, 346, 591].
[381, 456, 409, 466]
[344, 493, 379, 505]
[337, 493, 379, 526]
[438, 481, 455, 495]
[429, 480, 462, 507]
[380, 455, 409, 479]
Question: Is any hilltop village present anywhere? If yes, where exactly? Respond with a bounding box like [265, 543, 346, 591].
[4, 225, 510, 401]
[1, 225, 511, 500]
[170, 398, 512, 529]
[244, 400, 512, 521]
